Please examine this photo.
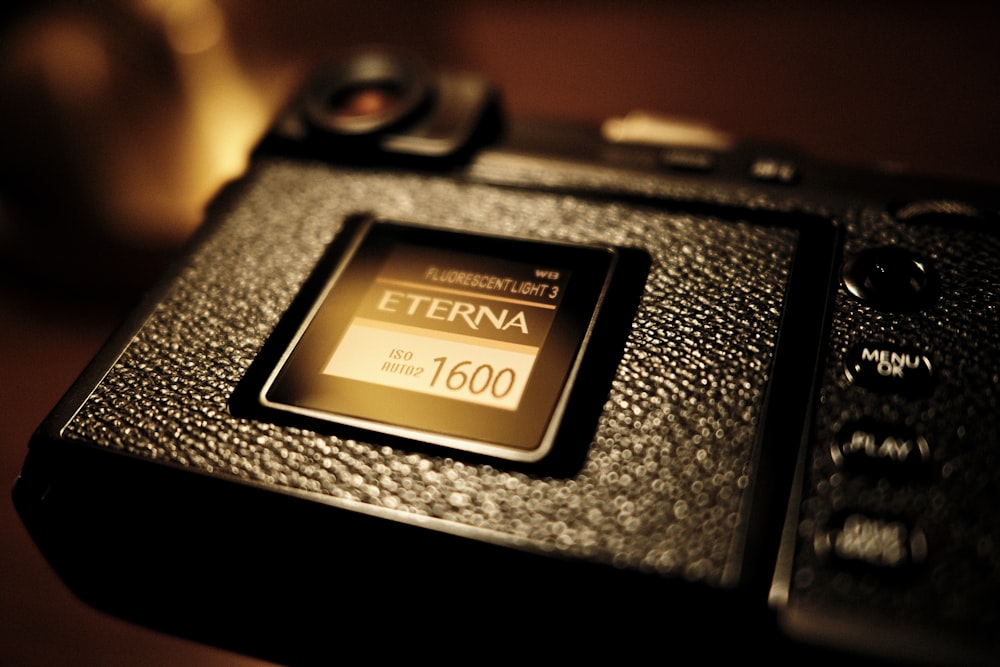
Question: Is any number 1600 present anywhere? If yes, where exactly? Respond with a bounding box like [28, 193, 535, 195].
[430, 357, 516, 399]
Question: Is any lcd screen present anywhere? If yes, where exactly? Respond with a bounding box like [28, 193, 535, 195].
[260, 219, 618, 461]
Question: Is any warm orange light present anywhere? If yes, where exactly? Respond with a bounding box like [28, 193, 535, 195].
[146, 0, 227, 56]
[0, 2, 303, 250]
[102, 0, 299, 246]
[27, 18, 112, 110]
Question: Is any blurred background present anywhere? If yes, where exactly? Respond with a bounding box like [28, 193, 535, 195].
[2, 2, 998, 665]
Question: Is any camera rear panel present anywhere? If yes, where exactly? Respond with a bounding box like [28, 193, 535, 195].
[772, 207, 1000, 663]
[59, 158, 815, 583]
[15, 138, 999, 663]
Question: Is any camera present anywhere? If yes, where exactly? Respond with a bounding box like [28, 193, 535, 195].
[13, 51, 1000, 665]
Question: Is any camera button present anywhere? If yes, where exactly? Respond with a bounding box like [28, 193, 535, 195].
[891, 199, 985, 228]
[842, 246, 934, 312]
[748, 156, 799, 184]
[659, 147, 716, 173]
[844, 343, 934, 395]
[831, 419, 932, 477]
[815, 511, 928, 569]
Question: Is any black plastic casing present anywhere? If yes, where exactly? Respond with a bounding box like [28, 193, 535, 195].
[13, 108, 1000, 665]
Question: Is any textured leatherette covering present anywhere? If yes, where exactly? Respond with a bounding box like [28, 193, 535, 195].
[778, 205, 1000, 659]
[61, 158, 797, 587]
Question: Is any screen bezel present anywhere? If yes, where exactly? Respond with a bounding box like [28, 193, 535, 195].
[257, 218, 618, 462]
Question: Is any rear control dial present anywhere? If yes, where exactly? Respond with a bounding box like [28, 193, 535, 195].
[842, 246, 934, 312]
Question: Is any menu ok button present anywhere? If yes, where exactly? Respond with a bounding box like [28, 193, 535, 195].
[845, 343, 934, 395]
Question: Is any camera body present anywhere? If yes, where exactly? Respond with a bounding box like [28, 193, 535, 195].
[14, 54, 1000, 664]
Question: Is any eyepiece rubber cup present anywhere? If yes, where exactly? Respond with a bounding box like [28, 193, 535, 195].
[303, 51, 431, 136]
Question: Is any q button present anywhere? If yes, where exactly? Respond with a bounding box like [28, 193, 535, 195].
[845, 343, 934, 395]
[842, 246, 934, 312]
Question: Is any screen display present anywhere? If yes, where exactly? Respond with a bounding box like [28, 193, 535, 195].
[260, 219, 618, 462]
[323, 243, 566, 411]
